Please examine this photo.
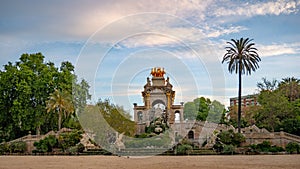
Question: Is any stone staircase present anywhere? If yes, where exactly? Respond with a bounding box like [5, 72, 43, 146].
[116, 148, 172, 156]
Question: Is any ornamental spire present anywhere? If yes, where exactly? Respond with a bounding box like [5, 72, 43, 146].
[150, 67, 165, 77]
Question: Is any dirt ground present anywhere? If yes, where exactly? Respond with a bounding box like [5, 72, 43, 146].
[0, 155, 299, 169]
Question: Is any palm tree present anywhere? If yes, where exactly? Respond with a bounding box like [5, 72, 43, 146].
[257, 77, 278, 92]
[278, 77, 300, 102]
[222, 38, 261, 133]
[46, 89, 74, 131]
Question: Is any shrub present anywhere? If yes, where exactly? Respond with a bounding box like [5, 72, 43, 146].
[0, 142, 9, 154]
[176, 144, 193, 155]
[257, 141, 271, 152]
[58, 130, 83, 152]
[216, 130, 245, 147]
[9, 141, 26, 153]
[250, 141, 284, 153]
[286, 142, 300, 154]
[222, 144, 235, 154]
[77, 143, 85, 153]
[34, 135, 58, 153]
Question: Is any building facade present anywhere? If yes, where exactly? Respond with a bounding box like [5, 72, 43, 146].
[230, 94, 259, 107]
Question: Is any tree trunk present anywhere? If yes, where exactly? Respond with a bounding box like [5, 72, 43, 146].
[238, 67, 242, 133]
[58, 110, 62, 131]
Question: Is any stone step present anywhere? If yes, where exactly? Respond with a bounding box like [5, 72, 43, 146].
[116, 148, 172, 156]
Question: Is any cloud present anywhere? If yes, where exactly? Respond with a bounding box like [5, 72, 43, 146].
[213, 0, 300, 18]
[257, 42, 300, 57]
[204, 25, 248, 38]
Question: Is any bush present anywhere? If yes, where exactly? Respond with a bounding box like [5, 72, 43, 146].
[250, 141, 285, 153]
[222, 144, 235, 154]
[176, 144, 193, 155]
[34, 135, 58, 153]
[77, 143, 85, 153]
[216, 130, 245, 147]
[286, 142, 300, 154]
[257, 141, 271, 152]
[0, 142, 9, 154]
[9, 141, 26, 153]
[58, 130, 83, 152]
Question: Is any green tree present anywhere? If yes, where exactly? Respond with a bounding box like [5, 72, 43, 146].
[222, 38, 261, 133]
[46, 89, 74, 131]
[0, 53, 60, 139]
[194, 97, 211, 121]
[0, 53, 90, 141]
[97, 99, 135, 136]
[255, 90, 293, 131]
[184, 97, 225, 123]
[278, 77, 300, 102]
[183, 102, 197, 120]
[207, 100, 226, 123]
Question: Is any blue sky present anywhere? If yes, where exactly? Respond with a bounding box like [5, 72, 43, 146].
[1, 0, 300, 113]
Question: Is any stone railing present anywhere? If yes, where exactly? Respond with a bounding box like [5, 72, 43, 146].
[275, 132, 300, 143]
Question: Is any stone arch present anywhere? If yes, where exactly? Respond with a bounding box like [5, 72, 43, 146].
[151, 99, 166, 108]
[188, 130, 194, 139]
[175, 110, 180, 122]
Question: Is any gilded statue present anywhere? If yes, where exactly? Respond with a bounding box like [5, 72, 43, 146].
[151, 67, 165, 77]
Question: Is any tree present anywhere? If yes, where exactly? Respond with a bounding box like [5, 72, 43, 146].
[46, 89, 74, 131]
[0, 53, 90, 141]
[278, 77, 300, 102]
[183, 97, 225, 123]
[257, 77, 278, 92]
[222, 38, 261, 133]
[183, 102, 197, 120]
[194, 97, 211, 121]
[97, 99, 135, 136]
[255, 90, 293, 131]
[207, 100, 226, 123]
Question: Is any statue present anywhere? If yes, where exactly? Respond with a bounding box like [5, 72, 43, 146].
[151, 67, 165, 77]
[114, 132, 125, 151]
[146, 77, 151, 85]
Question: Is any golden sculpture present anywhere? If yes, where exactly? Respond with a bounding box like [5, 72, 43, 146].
[151, 67, 165, 77]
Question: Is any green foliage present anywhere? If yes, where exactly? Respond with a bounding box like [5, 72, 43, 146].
[125, 133, 172, 148]
[251, 77, 300, 134]
[9, 141, 27, 153]
[46, 89, 74, 131]
[213, 130, 245, 153]
[145, 124, 156, 134]
[257, 141, 271, 152]
[176, 144, 193, 155]
[286, 142, 300, 154]
[33, 130, 83, 153]
[34, 135, 58, 153]
[58, 130, 83, 152]
[183, 102, 197, 120]
[278, 77, 300, 102]
[217, 130, 245, 147]
[63, 117, 82, 130]
[255, 90, 293, 131]
[0, 142, 9, 154]
[222, 38, 261, 133]
[222, 144, 235, 154]
[76, 143, 85, 153]
[281, 118, 300, 136]
[184, 97, 225, 123]
[0, 53, 90, 141]
[96, 99, 136, 137]
[250, 141, 284, 153]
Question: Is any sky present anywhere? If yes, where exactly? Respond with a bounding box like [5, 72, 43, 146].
[1, 0, 300, 113]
